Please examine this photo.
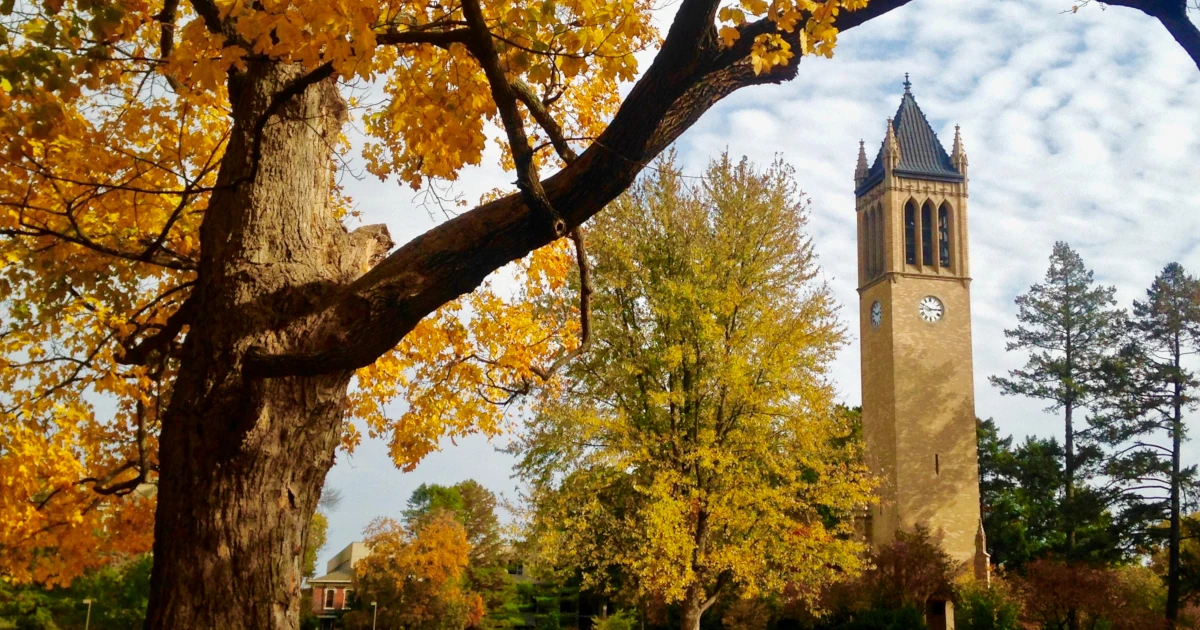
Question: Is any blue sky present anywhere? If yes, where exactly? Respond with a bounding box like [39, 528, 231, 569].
[319, 0, 1200, 562]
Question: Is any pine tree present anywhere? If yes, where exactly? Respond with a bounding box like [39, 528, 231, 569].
[990, 242, 1125, 557]
[1098, 263, 1200, 625]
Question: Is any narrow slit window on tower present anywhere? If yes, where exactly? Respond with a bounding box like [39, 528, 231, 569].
[904, 202, 917, 265]
[921, 201, 934, 267]
[935, 453, 940, 475]
[938, 203, 952, 269]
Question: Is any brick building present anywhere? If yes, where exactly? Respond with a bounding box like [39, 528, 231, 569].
[307, 542, 370, 628]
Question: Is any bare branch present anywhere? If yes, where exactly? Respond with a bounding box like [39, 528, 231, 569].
[532, 227, 592, 380]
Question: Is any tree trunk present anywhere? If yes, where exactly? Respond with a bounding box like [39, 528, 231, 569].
[1064, 401, 1076, 554]
[143, 61, 391, 629]
[1063, 400, 1078, 630]
[1166, 342, 1184, 626]
[681, 586, 706, 630]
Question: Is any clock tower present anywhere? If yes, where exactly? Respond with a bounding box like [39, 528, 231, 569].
[855, 77, 986, 574]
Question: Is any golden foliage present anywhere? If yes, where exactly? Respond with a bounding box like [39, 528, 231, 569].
[346, 512, 485, 630]
[0, 0, 865, 587]
[512, 154, 875, 614]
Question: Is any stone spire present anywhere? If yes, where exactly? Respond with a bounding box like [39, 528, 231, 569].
[974, 519, 991, 584]
[951, 124, 968, 174]
[855, 139, 869, 186]
[883, 117, 900, 172]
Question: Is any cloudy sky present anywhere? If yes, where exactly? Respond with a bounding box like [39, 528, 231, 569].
[318, 0, 1200, 563]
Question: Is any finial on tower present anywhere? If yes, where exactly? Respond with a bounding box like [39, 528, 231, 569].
[951, 124, 968, 175]
[883, 118, 900, 170]
[903, 73, 911, 94]
[855, 139, 869, 185]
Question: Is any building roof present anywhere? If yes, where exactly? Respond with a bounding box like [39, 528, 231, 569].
[308, 570, 353, 584]
[325, 541, 370, 575]
[857, 77, 963, 195]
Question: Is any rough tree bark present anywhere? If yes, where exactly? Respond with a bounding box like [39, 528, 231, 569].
[144, 62, 393, 628]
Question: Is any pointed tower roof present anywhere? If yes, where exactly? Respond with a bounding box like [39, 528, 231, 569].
[856, 76, 963, 196]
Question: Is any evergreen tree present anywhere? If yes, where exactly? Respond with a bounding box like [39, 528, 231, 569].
[1096, 263, 1200, 625]
[977, 419, 1126, 569]
[990, 242, 1125, 557]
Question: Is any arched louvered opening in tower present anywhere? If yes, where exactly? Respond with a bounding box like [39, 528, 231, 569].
[872, 204, 884, 277]
[921, 200, 935, 267]
[938, 202, 953, 270]
[904, 201, 917, 266]
[866, 208, 876, 278]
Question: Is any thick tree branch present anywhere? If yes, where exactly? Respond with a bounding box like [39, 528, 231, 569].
[119, 293, 197, 366]
[187, 0, 226, 37]
[157, 0, 181, 90]
[376, 26, 471, 48]
[513, 80, 579, 163]
[1096, 0, 1200, 70]
[461, 0, 565, 235]
[243, 0, 913, 379]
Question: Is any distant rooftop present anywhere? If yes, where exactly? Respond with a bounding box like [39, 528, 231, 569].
[857, 76, 963, 195]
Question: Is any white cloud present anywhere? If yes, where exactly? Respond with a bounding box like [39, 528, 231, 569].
[320, 0, 1200, 558]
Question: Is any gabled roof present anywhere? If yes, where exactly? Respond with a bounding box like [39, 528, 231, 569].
[309, 570, 353, 584]
[857, 79, 963, 195]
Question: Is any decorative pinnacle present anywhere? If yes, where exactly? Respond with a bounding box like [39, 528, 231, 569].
[951, 124, 966, 166]
[855, 139, 869, 181]
[903, 73, 911, 93]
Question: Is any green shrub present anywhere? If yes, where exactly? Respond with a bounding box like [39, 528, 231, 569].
[954, 578, 1021, 630]
[593, 610, 637, 630]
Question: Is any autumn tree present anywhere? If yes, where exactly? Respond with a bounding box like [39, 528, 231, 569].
[1, 0, 1197, 626]
[511, 155, 873, 630]
[990, 242, 1126, 557]
[343, 512, 485, 630]
[402, 481, 515, 629]
[404, 481, 504, 567]
[0, 0, 904, 624]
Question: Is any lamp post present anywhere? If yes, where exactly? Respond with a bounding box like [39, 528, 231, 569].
[371, 601, 378, 630]
[81, 599, 93, 630]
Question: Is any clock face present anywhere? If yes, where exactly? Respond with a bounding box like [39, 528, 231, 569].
[870, 301, 882, 328]
[919, 296, 945, 323]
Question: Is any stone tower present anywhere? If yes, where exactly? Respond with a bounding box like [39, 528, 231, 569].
[855, 77, 985, 572]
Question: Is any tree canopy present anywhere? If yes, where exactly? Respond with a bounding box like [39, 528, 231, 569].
[512, 155, 873, 630]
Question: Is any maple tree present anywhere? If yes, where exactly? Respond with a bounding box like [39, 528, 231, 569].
[342, 512, 485, 630]
[511, 155, 874, 630]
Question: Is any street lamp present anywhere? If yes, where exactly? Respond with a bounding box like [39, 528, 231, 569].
[371, 601, 378, 630]
[81, 599, 93, 630]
